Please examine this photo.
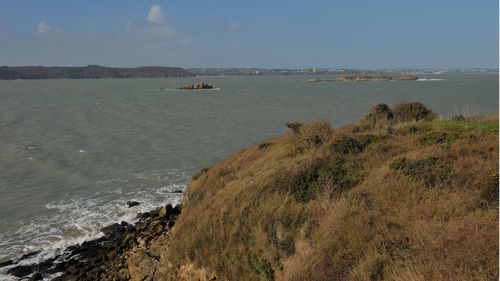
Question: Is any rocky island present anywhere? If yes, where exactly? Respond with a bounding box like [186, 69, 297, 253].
[177, 82, 214, 90]
[307, 74, 418, 82]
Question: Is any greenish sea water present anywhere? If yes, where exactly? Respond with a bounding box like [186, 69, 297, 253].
[0, 74, 497, 274]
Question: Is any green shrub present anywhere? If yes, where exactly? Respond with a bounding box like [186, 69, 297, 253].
[290, 158, 362, 203]
[389, 156, 451, 186]
[417, 131, 461, 146]
[392, 102, 438, 122]
[359, 103, 394, 131]
[286, 120, 332, 153]
[330, 134, 389, 154]
[251, 254, 274, 280]
[360, 102, 438, 132]
[259, 142, 273, 150]
[285, 121, 303, 132]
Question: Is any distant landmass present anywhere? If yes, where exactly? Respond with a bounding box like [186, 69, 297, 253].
[188, 67, 498, 77]
[0, 66, 496, 80]
[0, 65, 194, 80]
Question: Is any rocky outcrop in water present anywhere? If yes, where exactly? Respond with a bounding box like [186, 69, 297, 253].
[177, 82, 213, 90]
[2, 204, 181, 280]
[307, 74, 417, 82]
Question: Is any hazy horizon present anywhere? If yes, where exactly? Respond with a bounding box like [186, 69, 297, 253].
[0, 1, 498, 69]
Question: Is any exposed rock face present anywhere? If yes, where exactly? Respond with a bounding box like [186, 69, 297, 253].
[177, 82, 213, 90]
[391, 75, 418, 80]
[3, 204, 182, 281]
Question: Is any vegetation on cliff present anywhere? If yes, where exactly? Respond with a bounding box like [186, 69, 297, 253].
[165, 102, 498, 280]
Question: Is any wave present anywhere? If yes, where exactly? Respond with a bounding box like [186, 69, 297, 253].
[0, 173, 187, 280]
[416, 78, 445, 81]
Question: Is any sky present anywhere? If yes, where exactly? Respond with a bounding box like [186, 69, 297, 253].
[0, 0, 498, 69]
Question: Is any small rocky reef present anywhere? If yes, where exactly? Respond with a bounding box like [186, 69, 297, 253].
[1, 204, 181, 281]
[307, 74, 418, 82]
[177, 82, 213, 90]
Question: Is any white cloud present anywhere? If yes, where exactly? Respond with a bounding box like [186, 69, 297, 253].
[228, 20, 241, 31]
[126, 20, 134, 33]
[37, 21, 51, 34]
[146, 5, 164, 24]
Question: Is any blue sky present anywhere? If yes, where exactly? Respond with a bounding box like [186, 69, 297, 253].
[0, 0, 498, 68]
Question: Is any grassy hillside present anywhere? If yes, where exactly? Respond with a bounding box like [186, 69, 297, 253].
[165, 103, 498, 281]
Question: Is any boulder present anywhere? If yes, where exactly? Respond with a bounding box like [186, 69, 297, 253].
[127, 201, 140, 208]
[7, 265, 33, 277]
[101, 223, 124, 236]
[159, 204, 173, 218]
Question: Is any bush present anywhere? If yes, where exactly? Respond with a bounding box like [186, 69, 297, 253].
[417, 131, 461, 146]
[286, 119, 332, 153]
[389, 156, 451, 186]
[330, 134, 389, 154]
[290, 158, 362, 203]
[360, 102, 438, 132]
[285, 121, 303, 132]
[258, 142, 273, 150]
[358, 103, 393, 131]
[392, 102, 437, 122]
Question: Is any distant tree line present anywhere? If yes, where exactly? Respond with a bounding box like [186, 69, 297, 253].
[0, 65, 194, 80]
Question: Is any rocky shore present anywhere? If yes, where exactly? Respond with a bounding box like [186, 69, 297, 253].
[307, 74, 418, 82]
[1, 204, 181, 281]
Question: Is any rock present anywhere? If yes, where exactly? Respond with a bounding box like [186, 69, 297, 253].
[0, 259, 15, 268]
[159, 204, 173, 218]
[29, 272, 43, 281]
[127, 251, 158, 281]
[177, 82, 213, 90]
[118, 267, 130, 280]
[20, 251, 41, 261]
[136, 212, 150, 220]
[6, 201, 182, 280]
[173, 204, 182, 215]
[392, 75, 418, 80]
[172, 189, 183, 193]
[127, 201, 140, 208]
[7, 265, 33, 277]
[101, 223, 124, 236]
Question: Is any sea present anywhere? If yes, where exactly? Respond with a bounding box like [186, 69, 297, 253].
[0, 74, 498, 278]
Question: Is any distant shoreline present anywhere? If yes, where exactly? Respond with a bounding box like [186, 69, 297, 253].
[0, 65, 194, 80]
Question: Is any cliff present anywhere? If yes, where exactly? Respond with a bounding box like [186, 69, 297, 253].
[164, 102, 498, 281]
[3, 103, 498, 281]
[0, 65, 194, 80]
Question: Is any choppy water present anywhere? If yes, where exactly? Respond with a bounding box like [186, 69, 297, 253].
[0, 74, 498, 275]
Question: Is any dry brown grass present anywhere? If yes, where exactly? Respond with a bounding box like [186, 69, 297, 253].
[166, 104, 499, 281]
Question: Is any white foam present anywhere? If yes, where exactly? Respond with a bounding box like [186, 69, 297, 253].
[0, 172, 188, 279]
[416, 78, 445, 81]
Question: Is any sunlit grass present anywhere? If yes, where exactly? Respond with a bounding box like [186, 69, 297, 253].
[415, 120, 499, 133]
